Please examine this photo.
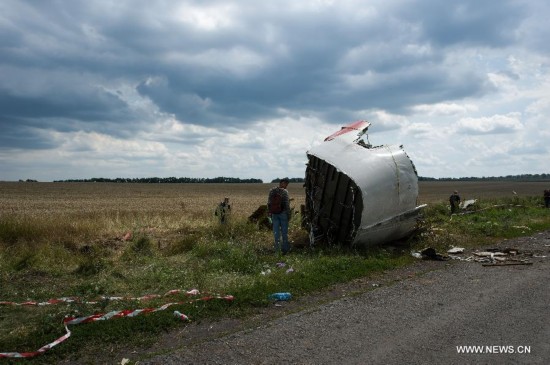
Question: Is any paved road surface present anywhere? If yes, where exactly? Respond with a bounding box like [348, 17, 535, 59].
[141, 232, 550, 365]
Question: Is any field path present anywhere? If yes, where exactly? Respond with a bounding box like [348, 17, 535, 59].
[129, 231, 550, 365]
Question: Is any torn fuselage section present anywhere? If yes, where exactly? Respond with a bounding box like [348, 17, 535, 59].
[303, 121, 426, 247]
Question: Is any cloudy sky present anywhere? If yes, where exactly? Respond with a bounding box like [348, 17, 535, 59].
[1, 0, 549, 182]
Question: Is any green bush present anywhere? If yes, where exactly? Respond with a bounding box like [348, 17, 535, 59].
[130, 235, 154, 256]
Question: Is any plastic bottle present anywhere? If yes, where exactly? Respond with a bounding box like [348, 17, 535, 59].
[269, 292, 292, 301]
[173, 310, 189, 321]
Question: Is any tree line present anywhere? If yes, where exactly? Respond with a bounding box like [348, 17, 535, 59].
[54, 177, 263, 183]
[28, 174, 550, 184]
[270, 177, 305, 183]
[419, 173, 550, 181]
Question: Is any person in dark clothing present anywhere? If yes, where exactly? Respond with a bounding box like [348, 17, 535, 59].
[449, 190, 461, 214]
[268, 178, 291, 254]
[215, 197, 231, 224]
[544, 189, 550, 208]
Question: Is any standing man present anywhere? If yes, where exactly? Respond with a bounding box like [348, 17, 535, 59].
[268, 178, 291, 254]
[215, 197, 231, 224]
[449, 190, 461, 214]
[544, 189, 550, 208]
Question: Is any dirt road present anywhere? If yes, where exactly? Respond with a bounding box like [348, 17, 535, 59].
[133, 232, 550, 365]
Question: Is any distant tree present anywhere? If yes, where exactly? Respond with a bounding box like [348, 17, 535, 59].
[271, 177, 305, 183]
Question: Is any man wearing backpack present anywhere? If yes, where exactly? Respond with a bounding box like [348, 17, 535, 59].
[268, 178, 291, 255]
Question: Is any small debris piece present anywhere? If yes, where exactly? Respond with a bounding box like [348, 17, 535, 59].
[473, 251, 507, 257]
[447, 247, 465, 254]
[269, 292, 292, 301]
[461, 199, 477, 209]
[512, 226, 530, 230]
[420, 247, 449, 261]
[449, 255, 474, 262]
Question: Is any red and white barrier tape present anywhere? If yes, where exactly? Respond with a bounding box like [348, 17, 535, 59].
[0, 288, 201, 307]
[0, 290, 234, 359]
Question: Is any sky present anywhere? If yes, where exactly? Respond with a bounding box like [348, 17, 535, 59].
[1, 0, 549, 182]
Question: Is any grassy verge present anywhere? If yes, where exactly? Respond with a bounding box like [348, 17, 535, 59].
[1, 196, 550, 363]
[416, 195, 550, 251]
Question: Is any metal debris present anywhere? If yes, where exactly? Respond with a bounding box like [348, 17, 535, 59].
[447, 247, 465, 254]
[460, 199, 477, 209]
[303, 121, 425, 247]
[411, 247, 449, 261]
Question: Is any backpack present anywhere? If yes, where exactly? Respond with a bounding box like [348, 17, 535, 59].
[269, 188, 285, 214]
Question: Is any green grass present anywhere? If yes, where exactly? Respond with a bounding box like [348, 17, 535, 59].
[1, 196, 550, 363]
[415, 195, 550, 251]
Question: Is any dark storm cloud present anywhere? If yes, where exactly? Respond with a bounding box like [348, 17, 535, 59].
[0, 0, 538, 150]
[134, 1, 517, 125]
[0, 87, 127, 122]
[0, 82, 137, 149]
[399, 0, 526, 47]
[0, 121, 56, 150]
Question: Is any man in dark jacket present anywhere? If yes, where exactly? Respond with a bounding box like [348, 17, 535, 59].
[268, 178, 291, 254]
[449, 190, 461, 214]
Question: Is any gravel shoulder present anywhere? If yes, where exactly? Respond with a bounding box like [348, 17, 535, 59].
[73, 231, 550, 364]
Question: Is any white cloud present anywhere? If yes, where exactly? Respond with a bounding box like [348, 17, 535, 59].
[456, 113, 523, 135]
[175, 3, 237, 31]
[55, 131, 167, 157]
[412, 102, 478, 116]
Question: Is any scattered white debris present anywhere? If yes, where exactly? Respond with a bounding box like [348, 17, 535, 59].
[512, 226, 531, 230]
[473, 252, 507, 257]
[449, 255, 474, 262]
[447, 247, 465, 254]
[460, 199, 477, 209]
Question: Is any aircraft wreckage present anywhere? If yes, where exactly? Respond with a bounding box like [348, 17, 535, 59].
[303, 121, 426, 247]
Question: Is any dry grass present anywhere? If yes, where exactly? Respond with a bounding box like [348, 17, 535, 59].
[418, 180, 549, 204]
[0, 182, 306, 247]
[0, 182, 306, 217]
[1, 180, 547, 247]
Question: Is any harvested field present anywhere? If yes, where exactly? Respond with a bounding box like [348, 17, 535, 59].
[1, 180, 547, 217]
[418, 180, 550, 204]
[0, 182, 305, 219]
[1, 180, 547, 249]
[0, 182, 307, 247]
